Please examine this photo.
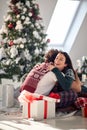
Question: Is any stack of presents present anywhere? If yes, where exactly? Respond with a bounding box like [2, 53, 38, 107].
[18, 90, 60, 120]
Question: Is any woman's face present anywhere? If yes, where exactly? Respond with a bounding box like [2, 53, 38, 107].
[54, 53, 67, 71]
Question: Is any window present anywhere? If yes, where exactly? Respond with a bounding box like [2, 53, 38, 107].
[47, 0, 80, 50]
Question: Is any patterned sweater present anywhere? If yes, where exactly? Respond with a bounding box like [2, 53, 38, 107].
[20, 62, 49, 93]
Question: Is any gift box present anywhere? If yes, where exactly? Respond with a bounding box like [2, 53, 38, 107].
[22, 100, 55, 120]
[2, 84, 14, 108]
[82, 104, 87, 117]
[18, 90, 60, 120]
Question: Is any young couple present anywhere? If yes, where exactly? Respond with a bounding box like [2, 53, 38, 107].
[20, 49, 87, 109]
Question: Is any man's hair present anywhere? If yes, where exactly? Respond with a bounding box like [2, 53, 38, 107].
[44, 49, 58, 63]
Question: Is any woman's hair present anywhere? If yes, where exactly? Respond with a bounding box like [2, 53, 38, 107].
[58, 51, 75, 74]
[44, 49, 59, 63]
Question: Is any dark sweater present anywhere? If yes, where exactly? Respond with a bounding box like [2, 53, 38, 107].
[51, 68, 74, 91]
[51, 67, 87, 93]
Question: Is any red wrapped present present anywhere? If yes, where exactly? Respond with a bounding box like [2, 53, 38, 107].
[82, 104, 87, 117]
[75, 97, 87, 109]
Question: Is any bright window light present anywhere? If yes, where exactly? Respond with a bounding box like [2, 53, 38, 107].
[46, 0, 80, 45]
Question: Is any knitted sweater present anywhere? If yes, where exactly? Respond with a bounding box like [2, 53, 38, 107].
[35, 68, 75, 95]
[20, 62, 49, 93]
[51, 68, 75, 90]
[52, 68, 87, 93]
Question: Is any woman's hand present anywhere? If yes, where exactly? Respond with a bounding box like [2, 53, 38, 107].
[47, 62, 55, 71]
[75, 70, 83, 86]
[71, 70, 82, 92]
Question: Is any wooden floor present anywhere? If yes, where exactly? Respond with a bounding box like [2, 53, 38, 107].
[0, 108, 87, 130]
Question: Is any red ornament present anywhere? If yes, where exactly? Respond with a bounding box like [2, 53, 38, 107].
[47, 39, 50, 43]
[8, 23, 13, 29]
[9, 41, 14, 46]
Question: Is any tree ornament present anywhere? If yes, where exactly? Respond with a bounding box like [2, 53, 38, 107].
[8, 23, 14, 29]
[47, 38, 50, 43]
[10, 46, 18, 58]
[9, 40, 14, 46]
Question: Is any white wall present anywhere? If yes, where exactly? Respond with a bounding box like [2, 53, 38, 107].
[0, 0, 9, 29]
[70, 14, 87, 68]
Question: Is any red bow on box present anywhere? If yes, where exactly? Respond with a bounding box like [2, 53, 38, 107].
[18, 90, 60, 103]
[49, 92, 60, 99]
[18, 91, 43, 103]
[24, 94, 43, 102]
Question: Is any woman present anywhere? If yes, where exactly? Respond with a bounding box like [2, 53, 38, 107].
[51, 51, 87, 94]
[35, 51, 81, 94]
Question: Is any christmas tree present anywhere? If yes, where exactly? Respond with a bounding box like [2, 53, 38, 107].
[0, 0, 48, 82]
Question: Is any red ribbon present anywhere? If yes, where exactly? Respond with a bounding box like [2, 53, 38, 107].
[84, 104, 87, 107]
[28, 102, 31, 118]
[83, 107, 87, 117]
[44, 100, 48, 119]
[19, 93, 43, 103]
[28, 100, 48, 119]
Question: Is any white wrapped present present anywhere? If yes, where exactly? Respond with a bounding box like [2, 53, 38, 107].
[22, 100, 55, 120]
[2, 84, 14, 107]
[18, 90, 60, 120]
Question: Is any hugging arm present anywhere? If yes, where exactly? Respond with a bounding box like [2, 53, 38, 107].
[51, 68, 81, 92]
[51, 68, 73, 90]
